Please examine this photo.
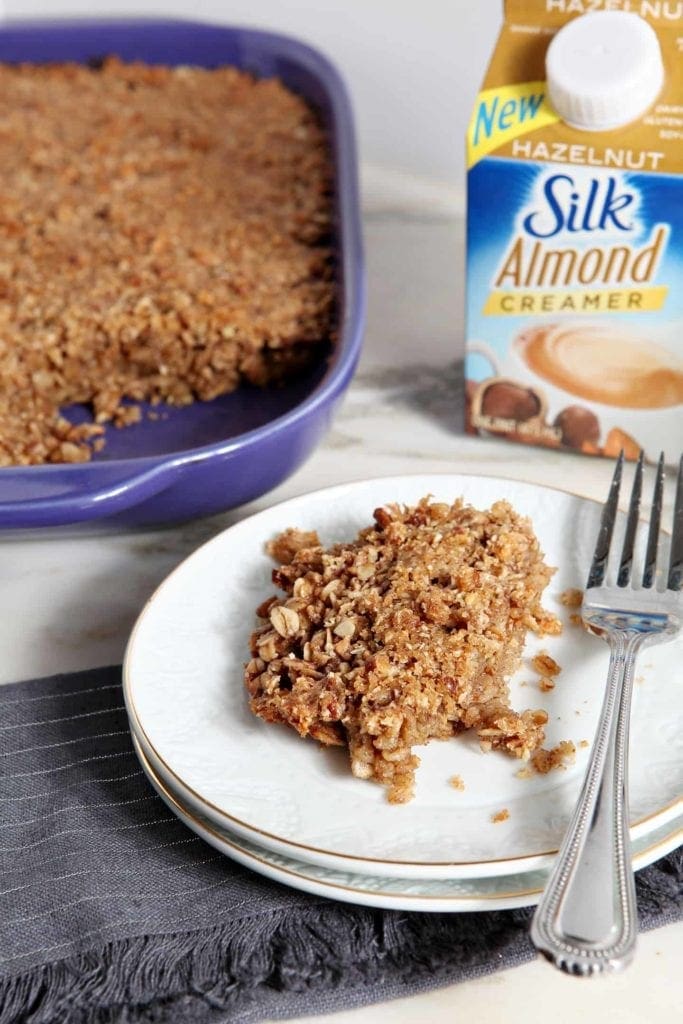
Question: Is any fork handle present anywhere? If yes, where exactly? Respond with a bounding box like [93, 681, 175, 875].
[530, 630, 641, 975]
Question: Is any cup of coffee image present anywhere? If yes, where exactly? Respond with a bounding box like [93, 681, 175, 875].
[467, 323, 683, 462]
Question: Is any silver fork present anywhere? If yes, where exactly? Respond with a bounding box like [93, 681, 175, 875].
[531, 450, 683, 976]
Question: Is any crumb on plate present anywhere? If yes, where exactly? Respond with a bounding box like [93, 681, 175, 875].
[532, 652, 561, 677]
[531, 740, 576, 774]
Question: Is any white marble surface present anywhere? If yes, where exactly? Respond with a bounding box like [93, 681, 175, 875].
[1, 210, 680, 1022]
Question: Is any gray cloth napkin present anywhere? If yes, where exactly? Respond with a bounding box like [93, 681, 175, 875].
[0, 668, 680, 1024]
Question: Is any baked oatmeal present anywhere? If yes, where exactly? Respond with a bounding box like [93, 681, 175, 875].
[245, 497, 562, 803]
[0, 59, 334, 465]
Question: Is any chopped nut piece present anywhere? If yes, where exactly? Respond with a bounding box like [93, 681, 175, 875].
[59, 441, 90, 463]
[256, 632, 280, 662]
[245, 496, 560, 803]
[448, 774, 465, 791]
[267, 530, 321, 566]
[333, 618, 356, 639]
[321, 579, 342, 600]
[491, 809, 510, 824]
[532, 612, 563, 636]
[579, 740, 590, 749]
[569, 613, 584, 627]
[269, 606, 300, 638]
[292, 577, 314, 600]
[538, 677, 555, 692]
[532, 652, 561, 677]
[373, 506, 394, 529]
[560, 588, 583, 608]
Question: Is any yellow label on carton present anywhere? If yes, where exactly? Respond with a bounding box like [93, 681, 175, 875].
[467, 82, 560, 168]
[483, 285, 668, 315]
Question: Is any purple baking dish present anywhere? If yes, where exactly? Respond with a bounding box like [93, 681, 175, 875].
[0, 19, 364, 529]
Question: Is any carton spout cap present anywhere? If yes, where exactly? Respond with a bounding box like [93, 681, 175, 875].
[546, 12, 664, 132]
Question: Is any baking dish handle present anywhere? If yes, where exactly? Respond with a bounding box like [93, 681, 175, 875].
[0, 462, 176, 528]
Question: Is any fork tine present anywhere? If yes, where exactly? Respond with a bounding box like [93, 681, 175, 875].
[643, 452, 665, 589]
[667, 454, 683, 591]
[617, 451, 644, 587]
[587, 451, 624, 588]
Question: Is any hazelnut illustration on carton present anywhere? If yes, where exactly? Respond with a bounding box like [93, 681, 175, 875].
[465, 1, 683, 463]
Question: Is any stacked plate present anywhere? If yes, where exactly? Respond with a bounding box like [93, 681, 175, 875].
[123, 474, 683, 912]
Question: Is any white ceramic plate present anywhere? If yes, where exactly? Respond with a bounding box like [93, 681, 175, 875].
[132, 734, 683, 914]
[123, 474, 683, 880]
[129, 695, 681, 887]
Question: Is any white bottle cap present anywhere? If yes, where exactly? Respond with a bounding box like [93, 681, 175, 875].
[546, 12, 664, 132]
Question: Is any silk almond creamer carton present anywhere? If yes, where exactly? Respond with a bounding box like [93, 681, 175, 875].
[465, 2, 683, 463]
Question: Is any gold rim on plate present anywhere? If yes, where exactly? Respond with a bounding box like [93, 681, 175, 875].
[131, 735, 682, 909]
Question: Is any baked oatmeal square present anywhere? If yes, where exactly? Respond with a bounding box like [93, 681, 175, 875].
[0, 59, 334, 465]
[245, 497, 562, 803]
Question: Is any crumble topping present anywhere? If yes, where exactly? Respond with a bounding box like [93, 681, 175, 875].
[0, 59, 334, 465]
[245, 496, 563, 803]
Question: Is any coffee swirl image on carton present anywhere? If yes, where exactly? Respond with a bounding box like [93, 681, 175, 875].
[465, 2, 683, 464]
[516, 323, 683, 410]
